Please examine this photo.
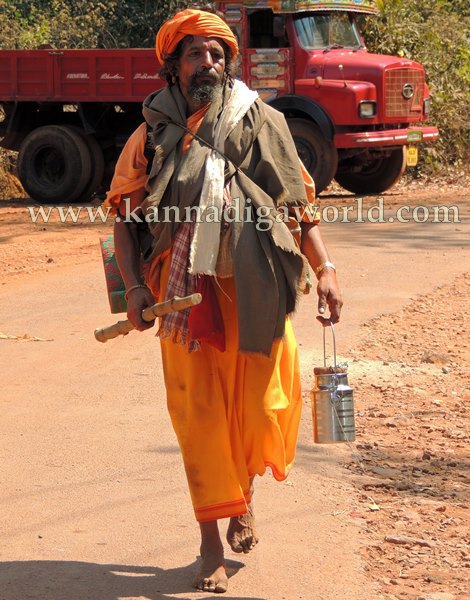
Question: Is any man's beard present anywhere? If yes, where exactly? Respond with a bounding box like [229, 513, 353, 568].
[188, 68, 223, 104]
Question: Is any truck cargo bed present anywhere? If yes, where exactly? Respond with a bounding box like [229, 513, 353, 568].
[0, 49, 164, 102]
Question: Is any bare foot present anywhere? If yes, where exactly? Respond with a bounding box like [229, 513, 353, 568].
[194, 541, 228, 593]
[194, 522, 228, 593]
[226, 501, 259, 554]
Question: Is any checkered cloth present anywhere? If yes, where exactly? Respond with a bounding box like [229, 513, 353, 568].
[157, 217, 200, 351]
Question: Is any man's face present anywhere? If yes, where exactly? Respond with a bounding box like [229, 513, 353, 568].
[176, 36, 226, 106]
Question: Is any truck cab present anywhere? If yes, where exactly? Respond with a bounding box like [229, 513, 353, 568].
[219, 0, 438, 194]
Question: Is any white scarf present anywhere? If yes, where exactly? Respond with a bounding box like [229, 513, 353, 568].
[188, 79, 258, 275]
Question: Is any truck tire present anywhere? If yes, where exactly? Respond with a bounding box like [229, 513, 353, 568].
[287, 118, 338, 194]
[18, 125, 92, 204]
[335, 148, 406, 195]
[69, 127, 105, 203]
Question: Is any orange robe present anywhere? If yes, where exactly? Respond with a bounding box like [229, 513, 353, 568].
[105, 109, 318, 522]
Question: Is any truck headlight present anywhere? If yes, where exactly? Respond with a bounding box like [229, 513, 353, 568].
[359, 101, 377, 118]
[423, 98, 431, 115]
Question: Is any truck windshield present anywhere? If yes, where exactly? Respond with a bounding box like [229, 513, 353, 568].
[294, 12, 363, 50]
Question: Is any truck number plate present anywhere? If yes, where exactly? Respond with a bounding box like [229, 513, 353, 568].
[406, 145, 419, 167]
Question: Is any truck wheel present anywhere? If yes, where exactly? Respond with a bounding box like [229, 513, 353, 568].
[335, 148, 406, 195]
[18, 125, 92, 204]
[69, 127, 105, 203]
[287, 118, 338, 194]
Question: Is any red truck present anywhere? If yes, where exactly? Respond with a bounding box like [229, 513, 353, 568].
[0, 0, 438, 203]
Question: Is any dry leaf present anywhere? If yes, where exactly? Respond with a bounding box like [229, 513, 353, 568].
[0, 331, 53, 342]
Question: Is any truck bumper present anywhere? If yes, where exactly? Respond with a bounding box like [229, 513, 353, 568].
[334, 126, 439, 149]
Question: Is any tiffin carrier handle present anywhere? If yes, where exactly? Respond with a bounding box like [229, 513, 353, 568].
[323, 319, 337, 369]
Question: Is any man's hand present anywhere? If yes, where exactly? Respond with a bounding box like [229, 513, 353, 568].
[316, 270, 343, 326]
[126, 287, 156, 331]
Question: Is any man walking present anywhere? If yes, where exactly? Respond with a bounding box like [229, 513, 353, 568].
[104, 7, 342, 593]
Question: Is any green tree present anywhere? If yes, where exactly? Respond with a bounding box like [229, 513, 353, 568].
[0, 1, 192, 49]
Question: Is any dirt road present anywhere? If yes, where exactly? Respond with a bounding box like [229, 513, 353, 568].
[0, 184, 469, 600]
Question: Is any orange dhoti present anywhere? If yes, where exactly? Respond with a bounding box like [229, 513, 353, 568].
[156, 254, 302, 522]
[103, 92, 314, 525]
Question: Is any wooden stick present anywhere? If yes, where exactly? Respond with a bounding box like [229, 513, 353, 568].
[94, 293, 202, 343]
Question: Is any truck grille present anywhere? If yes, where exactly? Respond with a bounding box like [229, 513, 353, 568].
[385, 68, 424, 118]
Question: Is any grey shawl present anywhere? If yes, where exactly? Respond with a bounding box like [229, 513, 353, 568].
[141, 79, 310, 355]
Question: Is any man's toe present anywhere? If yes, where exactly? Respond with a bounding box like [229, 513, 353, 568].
[204, 578, 215, 592]
[215, 578, 228, 593]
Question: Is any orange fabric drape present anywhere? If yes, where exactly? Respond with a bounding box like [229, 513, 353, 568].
[104, 106, 309, 522]
[157, 255, 302, 522]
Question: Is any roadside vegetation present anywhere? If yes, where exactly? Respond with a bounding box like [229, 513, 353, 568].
[0, 0, 469, 198]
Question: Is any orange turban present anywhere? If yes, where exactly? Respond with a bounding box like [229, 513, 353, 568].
[155, 9, 238, 64]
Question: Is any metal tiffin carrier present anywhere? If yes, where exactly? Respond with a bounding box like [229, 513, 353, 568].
[311, 321, 355, 443]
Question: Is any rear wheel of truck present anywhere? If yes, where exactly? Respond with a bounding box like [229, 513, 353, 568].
[18, 125, 92, 204]
[68, 127, 105, 203]
[335, 147, 406, 195]
[287, 118, 338, 195]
